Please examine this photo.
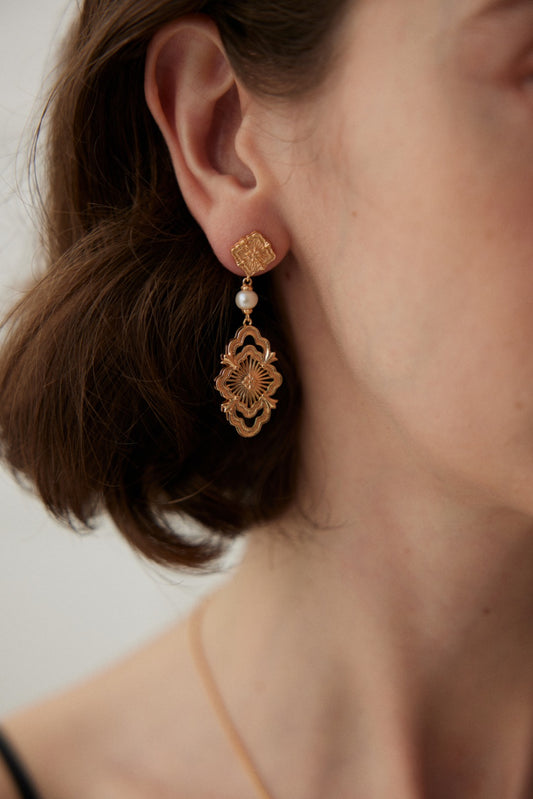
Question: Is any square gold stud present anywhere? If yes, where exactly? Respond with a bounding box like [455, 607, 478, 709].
[231, 231, 276, 278]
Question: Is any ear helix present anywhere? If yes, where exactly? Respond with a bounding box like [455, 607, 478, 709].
[214, 231, 282, 437]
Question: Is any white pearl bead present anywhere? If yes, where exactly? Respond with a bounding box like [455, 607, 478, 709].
[235, 290, 258, 310]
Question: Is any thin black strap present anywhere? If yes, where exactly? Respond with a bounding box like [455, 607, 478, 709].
[0, 728, 43, 799]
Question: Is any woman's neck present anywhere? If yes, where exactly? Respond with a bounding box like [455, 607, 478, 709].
[204, 399, 533, 798]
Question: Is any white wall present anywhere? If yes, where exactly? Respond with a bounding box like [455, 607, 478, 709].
[0, 0, 237, 717]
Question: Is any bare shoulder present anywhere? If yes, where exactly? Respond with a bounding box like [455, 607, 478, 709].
[0, 759, 20, 799]
[0, 613, 233, 799]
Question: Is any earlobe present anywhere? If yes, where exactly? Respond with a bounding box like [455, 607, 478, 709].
[144, 17, 288, 272]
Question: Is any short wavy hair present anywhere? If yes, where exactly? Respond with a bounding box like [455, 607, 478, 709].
[0, 0, 350, 570]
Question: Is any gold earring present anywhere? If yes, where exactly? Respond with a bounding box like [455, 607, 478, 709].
[214, 231, 283, 438]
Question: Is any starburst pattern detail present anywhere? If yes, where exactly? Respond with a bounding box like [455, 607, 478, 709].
[215, 325, 283, 437]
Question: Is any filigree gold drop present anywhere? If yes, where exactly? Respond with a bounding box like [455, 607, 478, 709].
[215, 325, 282, 437]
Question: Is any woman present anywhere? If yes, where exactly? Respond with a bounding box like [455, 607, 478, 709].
[2, 0, 533, 795]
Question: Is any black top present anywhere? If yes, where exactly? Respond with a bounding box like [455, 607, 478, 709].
[0, 729, 43, 799]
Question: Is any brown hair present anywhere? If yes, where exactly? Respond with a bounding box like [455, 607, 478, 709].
[0, 0, 349, 570]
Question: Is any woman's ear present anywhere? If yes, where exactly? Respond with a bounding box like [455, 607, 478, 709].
[145, 15, 289, 273]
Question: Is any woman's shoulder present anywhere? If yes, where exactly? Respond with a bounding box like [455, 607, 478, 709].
[0, 761, 21, 799]
[0, 614, 235, 799]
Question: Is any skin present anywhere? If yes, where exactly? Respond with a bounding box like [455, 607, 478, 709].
[5, 0, 533, 796]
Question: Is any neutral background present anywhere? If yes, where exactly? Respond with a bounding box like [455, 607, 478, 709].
[0, 0, 238, 717]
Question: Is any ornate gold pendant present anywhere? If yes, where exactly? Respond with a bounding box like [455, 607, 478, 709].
[215, 324, 283, 438]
